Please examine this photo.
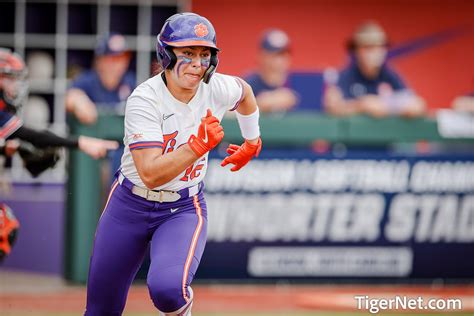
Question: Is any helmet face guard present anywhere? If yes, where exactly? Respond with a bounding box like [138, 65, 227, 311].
[156, 13, 220, 84]
[0, 48, 28, 113]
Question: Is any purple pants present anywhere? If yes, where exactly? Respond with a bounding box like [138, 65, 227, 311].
[84, 177, 207, 315]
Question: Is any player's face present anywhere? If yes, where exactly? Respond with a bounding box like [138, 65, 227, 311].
[171, 46, 211, 89]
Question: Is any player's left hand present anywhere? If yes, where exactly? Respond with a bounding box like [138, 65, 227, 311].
[220, 137, 262, 172]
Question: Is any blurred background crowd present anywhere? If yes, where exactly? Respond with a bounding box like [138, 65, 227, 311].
[1, 0, 473, 133]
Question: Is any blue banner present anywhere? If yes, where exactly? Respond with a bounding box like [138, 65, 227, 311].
[197, 150, 474, 280]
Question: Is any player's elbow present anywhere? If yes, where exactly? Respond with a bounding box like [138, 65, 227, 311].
[141, 177, 156, 190]
[136, 166, 156, 189]
[133, 149, 169, 189]
[140, 172, 160, 189]
[139, 170, 169, 189]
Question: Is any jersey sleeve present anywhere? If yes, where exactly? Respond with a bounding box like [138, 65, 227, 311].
[244, 73, 264, 96]
[124, 84, 164, 151]
[211, 73, 245, 111]
[0, 111, 22, 140]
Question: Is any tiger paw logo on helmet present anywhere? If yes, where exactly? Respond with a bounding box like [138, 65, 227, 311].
[194, 23, 209, 37]
[0, 203, 20, 262]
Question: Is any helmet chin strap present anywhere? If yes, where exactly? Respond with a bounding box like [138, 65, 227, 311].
[161, 72, 168, 86]
[202, 64, 215, 84]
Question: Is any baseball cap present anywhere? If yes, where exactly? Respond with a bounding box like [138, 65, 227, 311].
[260, 29, 290, 53]
[95, 33, 130, 56]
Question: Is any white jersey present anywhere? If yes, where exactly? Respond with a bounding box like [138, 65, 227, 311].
[120, 72, 244, 191]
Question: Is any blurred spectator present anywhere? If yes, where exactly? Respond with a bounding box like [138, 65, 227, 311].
[22, 96, 50, 130]
[66, 33, 135, 179]
[451, 93, 474, 113]
[65, 33, 136, 124]
[245, 29, 299, 113]
[0, 48, 118, 163]
[437, 92, 474, 139]
[26, 51, 54, 81]
[324, 21, 426, 118]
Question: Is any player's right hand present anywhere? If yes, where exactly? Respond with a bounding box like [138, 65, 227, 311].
[188, 109, 224, 157]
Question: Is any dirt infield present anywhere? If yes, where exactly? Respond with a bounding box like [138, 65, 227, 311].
[1, 270, 473, 315]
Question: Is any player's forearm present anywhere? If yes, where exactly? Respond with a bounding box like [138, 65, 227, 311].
[139, 144, 199, 189]
[236, 82, 261, 145]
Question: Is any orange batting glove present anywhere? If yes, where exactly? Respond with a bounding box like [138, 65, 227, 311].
[220, 137, 262, 172]
[188, 109, 224, 157]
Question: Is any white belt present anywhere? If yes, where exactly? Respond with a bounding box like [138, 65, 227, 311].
[118, 173, 200, 203]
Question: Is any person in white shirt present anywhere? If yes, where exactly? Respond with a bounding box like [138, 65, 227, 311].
[84, 12, 262, 316]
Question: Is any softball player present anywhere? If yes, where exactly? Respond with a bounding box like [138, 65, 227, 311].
[85, 13, 262, 316]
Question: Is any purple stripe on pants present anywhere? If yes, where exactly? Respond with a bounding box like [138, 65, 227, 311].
[84, 180, 207, 315]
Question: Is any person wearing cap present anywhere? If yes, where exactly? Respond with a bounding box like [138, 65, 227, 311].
[66, 33, 136, 124]
[324, 21, 426, 118]
[245, 29, 299, 113]
[0, 48, 118, 162]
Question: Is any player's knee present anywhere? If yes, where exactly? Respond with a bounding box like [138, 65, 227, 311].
[147, 273, 188, 312]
